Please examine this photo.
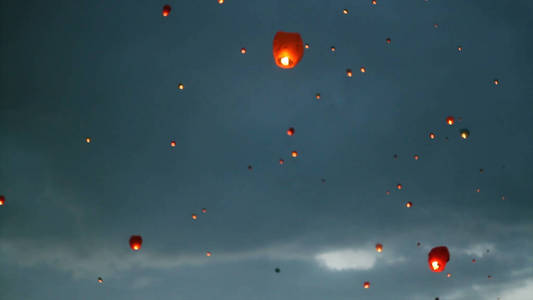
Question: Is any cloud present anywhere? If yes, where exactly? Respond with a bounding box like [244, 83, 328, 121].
[315, 249, 376, 271]
[461, 243, 496, 258]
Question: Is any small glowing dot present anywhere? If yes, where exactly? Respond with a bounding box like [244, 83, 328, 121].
[291, 151, 298, 158]
[343, 9, 349, 15]
[346, 69, 353, 77]
[206, 251, 212, 257]
[413, 154, 420, 160]
[192, 214, 197, 220]
[330, 46, 336, 52]
[360, 67, 366, 73]
[315, 93, 321, 100]
[429, 132, 436, 140]
[218, 0, 224, 4]
[170, 141, 176, 147]
[493, 79, 500, 85]
[241, 48, 247, 54]
[406, 201, 412, 208]
[305, 43, 310, 49]
[280, 56, 290, 66]
[85, 137, 91, 143]
[178, 83, 184, 90]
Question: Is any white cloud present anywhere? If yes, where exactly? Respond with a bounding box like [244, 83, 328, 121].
[315, 249, 376, 271]
[462, 243, 495, 258]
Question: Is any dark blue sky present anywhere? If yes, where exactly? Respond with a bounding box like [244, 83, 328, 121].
[1, 1, 533, 299]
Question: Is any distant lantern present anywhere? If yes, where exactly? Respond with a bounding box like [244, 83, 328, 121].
[386, 37, 391, 44]
[85, 137, 91, 143]
[476, 188, 480, 193]
[206, 251, 212, 257]
[501, 195, 505, 201]
[201, 208, 207, 213]
[305, 43, 310, 49]
[342, 9, 349, 15]
[97, 277, 103, 283]
[170, 140, 176, 147]
[406, 201, 412, 208]
[273, 31, 304, 69]
[287, 127, 295, 136]
[433, 23, 439, 29]
[218, 0, 224, 4]
[241, 48, 247, 54]
[493, 79, 500, 85]
[330, 46, 336, 52]
[457, 46, 463, 52]
[346, 69, 353, 77]
[0, 195, 5, 206]
[162, 5, 171, 17]
[385, 190, 390, 196]
[447, 273, 452, 278]
[315, 93, 321, 100]
[275, 268, 281, 273]
[178, 83, 184, 90]
[460, 129, 470, 139]
[446, 116, 455, 126]
[428, 246, 450, 272]
[413, 154, 420, 160]
[291, 151, 298, 158]
[192, 213, 198, 220]
[429, 132, 436, 140]
[372, 0, 377, 5]
[472, 258, 476, 263]
[363, 281, 370, 289]
[360, 66, 366, 73]
[397, 184, 403, 190]
[376, 243, 383, 253]
[279, 159, 285, 165]
[129, 235, 143, 251]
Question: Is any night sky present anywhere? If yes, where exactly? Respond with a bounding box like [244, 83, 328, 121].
[1, 1, 533, 299]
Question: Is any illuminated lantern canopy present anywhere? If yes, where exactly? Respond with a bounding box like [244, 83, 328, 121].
[85, 137, 91, 143]
[218, 0, 224, 4]
[97, 277, 103, 283]
[201, 208, 207, 214]
[305, 43, 310, 49]
[405, 201, 412, 208]
[372, 0, 377, 5]
[429, 132, 436, 140]
[178, 83, 184, 90]
[428, 246, 450, 272]
[129, 235, 143, 251]
[0, 195, 5, 206]
[279, 159, 285, 165]
[315, 93, 321, 100]
[162, 5, 171, 17]
[386, 37, 391, 44]
[413, 154, 420, 160]
[342, 9, 349, 15]
[192, 213, 198, 220]
[458, 46, 463, 52]
[273, 32, 304, 69]
[460, 129, 470, 139]
[397, 184, 403, 190]
[206, 251, 212, 257]
[346, 69, 353, 77]
[360, 66, 366, 73]
[375, 243, 383, 253]
[330, 46, 336, 52]
[363, 281, 370, 289]
[493, 79, 500, 85]
[241, 48, 247, 54]
[287, 127, 295, 136]
[446, 116, 455, 126]
[291, 151, 298, 158]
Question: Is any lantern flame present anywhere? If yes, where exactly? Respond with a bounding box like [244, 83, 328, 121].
[431, 260, 440, 270]
[281, 56, 290, 66]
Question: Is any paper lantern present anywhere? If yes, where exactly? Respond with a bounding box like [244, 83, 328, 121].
[375, 243, 383, 253]
[273, 32, 304, 69]
[460, 129, 470, 139]
[291, 151, 298, 158]
[287, 127, 295, 136]
[0, 195, 5, 206]
[129, 235, 143, 251]
[428, 246, 450, 272]
[363, 281, 370, 289]
[446, 116, 455, 126]
[162, 5, 171, 17]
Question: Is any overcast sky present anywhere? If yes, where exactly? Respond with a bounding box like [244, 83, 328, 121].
[1, 0, 533, 299]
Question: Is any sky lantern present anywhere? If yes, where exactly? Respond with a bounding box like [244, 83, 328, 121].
[218, 0, 224, 4]
[291, 151, 298, 158]
[192, 213, 198, 220]
[287, 127, 295, 136]
[162, 5, 171, 17]
[493, 79, 500, 85]
[475, 188, 480, 193]
[206, 251, 212, 257]
[305, 43, 310, 49]
[97, 277, 103, 283]
[85, 137, 91, 143]
[447, 273, 452, 278]
[376, 243, 383, 253]
[330, 46, 336, 52]
[428, 246, 450, 272]
[0, 195, 5, 206]
[413, 154, 420, 160]
[363, 281, 370, 289]
[458, 46, 463, 52]
[342, 9, 349, 15]
[429, 132, 436, 140]
[279, 159, 285, 165]
[386, 37, 391, 44]
[446, 116, 455, 125]
[129, 235, 143, 251]
[178, 83, 184, 90]
[405, 201, 412, 208]
[170, 140, 176, 147]
[346, 69, 353, 77]
[240, 48, 247, 54]
[385, 190, 390, 196]
[360, 66, 366, 73]
[460, 129, 470, 139]
[433, 23, 439, 29]
[273, 31, 304, 69]
[472, 258, 476, 263]
[397, 184, 403, 190]
[315, 93, 321, 100]
[372, 0, 377, 5]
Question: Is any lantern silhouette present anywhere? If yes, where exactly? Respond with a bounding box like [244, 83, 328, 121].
[386, 37, 391, 44]
[206, 251, 212, 257]
[273, 32, 304, 69]
[240, 48, 247, 54]
[192, 213, 198, 220]
[428, 246, 450, 272]
[178, 83, 184, 90]
[162, 5, 171, 17]
[201, 208, 207, 214]
[279, 159, 285, 165]
[315, 93, 321, 100]
[129, 235, 143, 251]
[360, 67, 366, 73]
[413, 154, 420, 160]
[97, 277, 103, 283]
[85, 137, 91, 143]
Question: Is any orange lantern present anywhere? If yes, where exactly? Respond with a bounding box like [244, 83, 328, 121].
[363, 281, 370, 289]
[0, 195, 5, 206]
[206, 251, 212, 257]
[85, 137, 91, 143]
[192, 213, 198, 220]
[385, 190, 390, 196]
[240, 48, 247, 54]
[397, 184, 403, 190]
[457, 46, 463, 52]
[460, 129, 470, 139]
[330, 46, 336, 52]
[97, 277, 103, 283]
[405, 201, 412, 208]
[386, 37, 391, 44]
[342, 9, 349, 15]
[413, 154, 420, 160]
[170, 140, 176, 147]
[428, 246, 450, 272]
[375, 243, 383, 253]
[305, 43, 310, 49]
[360, 66, 366, 73]
[372, 0, 377, 5]
[279, 159, 285, 165]
[429, 132, 436, 140]
[162, 5, 171, 17]
[346, 69, 353, 77]
[178, 83, 184, 90]
[446, 116, 455, 126]
[287, 127, 295, 136]
[129, 235, 143, 251]
[447, 273, 452, 278]
[291, 151, 298, 158]
[315, 93, 321, 100]
[493, 79, 500, 85]
[218, 0, 224, 4]
[272, 32, 304, 69]
[201, 208, 207, 214]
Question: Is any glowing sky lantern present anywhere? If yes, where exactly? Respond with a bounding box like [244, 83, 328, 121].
[458, 46, 463, 52]
[493, 79, 500, 85]
[178, 83, 184, 90]
[460, 129, 470, 139]
[413, 154, 420, 160]
[129, 235, 143, 251]
[305, 43, 310, 49]
[206, 251, 212, 257]
[291, 151, 298, 158]
[279, 159, 284, 165]
[0, 195, 5, 206]
[375, 243, 383, 253]
[330, 46, 336, 52]
[201, 208, 207, 214]
[433, 23, 439, 29]
[397, 184, 403, 190]
[85, 137, 91, 143]
[218, 0, 224, 4]
[363, 281, 370, 289]
[97, 277, 103, 283]
[315, 93, 321, 100]
[429, 132, 436, 140]
[287, 127, 295, 136]
[372, 0, 377, 5]
[273, 31, 304, 69]
[386, 37, 391, 44]
[342, 9, 349, 15]
[446, 116, 455, 126]
[346, 69, 353, 77]
[162, 5, 171, 17]
[192, 213, 198, 220]
[170, 140, 176, 147]
[240, 48, 247, 54]
[447, 273, 452, 278]
[360, 66, 366, 73]
[405, 201, 412, 208]
[428, 246, 450, 272]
